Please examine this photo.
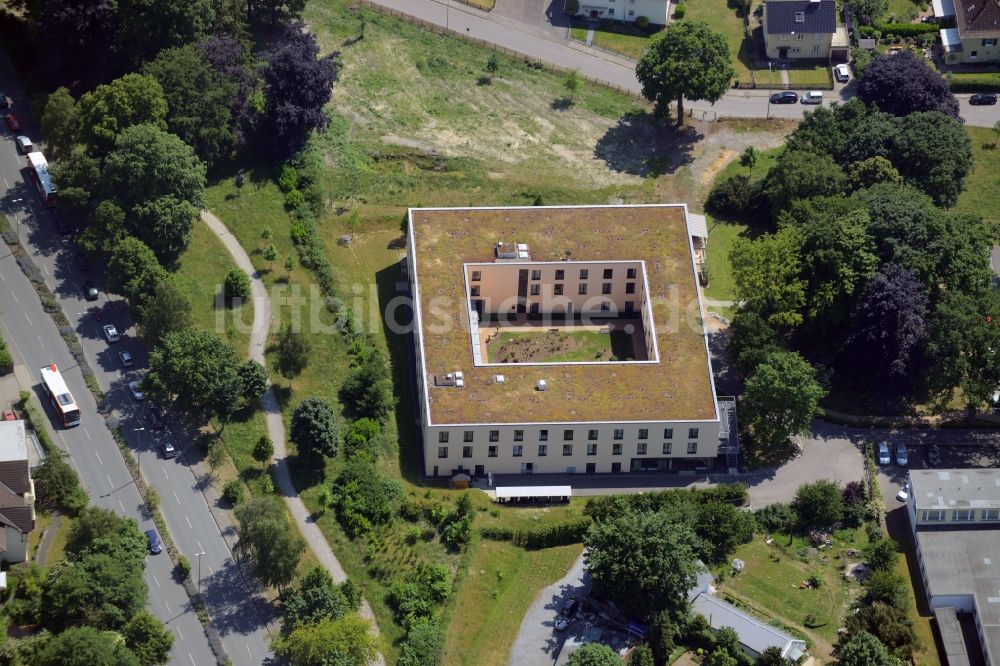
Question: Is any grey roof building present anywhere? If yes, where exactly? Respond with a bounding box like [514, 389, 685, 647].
[691, 592, 807, 660]
[764, 0, 837, 34]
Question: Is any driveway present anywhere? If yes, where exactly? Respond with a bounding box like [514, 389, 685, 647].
[509, 551, 589, 666]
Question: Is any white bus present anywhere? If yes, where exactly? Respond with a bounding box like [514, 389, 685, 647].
[26, 151, 56, 207]
[40, 364, 80, 427]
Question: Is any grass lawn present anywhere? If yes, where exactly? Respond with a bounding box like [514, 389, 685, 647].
[785, 64, 832, 87]
[886, 0, 924, 21]
[886, 510, 943, 666]
[678, 0, 754, 83]
[956, 127, 1000, 229]
[441, 541, 583, 666]
[569, 21, 661, 60]
[486, 329, 634, 363]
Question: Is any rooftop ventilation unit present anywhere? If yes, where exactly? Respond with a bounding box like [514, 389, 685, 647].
[517, 243, 530, 259]
[496, 241, 518, 259]
[494, 374, 506, 384]
[536, 379, 547, 391]
[455, 371, 464, 388]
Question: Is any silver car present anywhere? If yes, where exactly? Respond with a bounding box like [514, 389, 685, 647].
[896, 443, 908, 466]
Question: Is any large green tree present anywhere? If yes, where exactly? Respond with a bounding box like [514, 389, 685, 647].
[122, 610, 175, 665]
[793, 480, 845, 530]
[282, 567, 351, 631]
[77, 74, 168, 154]
[272, 614, 382, 666]
[42, 553, 147, 630]
[275, 324, 310, 386]
[290, 397, 340, 458]
[234, 496, 305, 593]
[635, 21, 734, 125]
[137, 280, 193, 344]
[585, 510, 703, 619]
[742, 351, 826, 448]
[107, 237, 169, 316]
[566, 643, 621, 666]
[117, 0, 213, 64]
[765, 150, 847, 216]
[36, 626, 141, 666]
[730, 228, 806, 328]
[40, 87, 78, 159]
[837, 630, 902, 666]
[145, 328, 244, 419]
[893, 112, 973, 207]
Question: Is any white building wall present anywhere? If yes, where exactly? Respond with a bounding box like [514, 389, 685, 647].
[928, 593, 976, 614]
[0, 526, 26, 564]
[574, 0, 670, 24]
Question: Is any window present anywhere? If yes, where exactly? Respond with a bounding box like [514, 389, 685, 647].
[791, 47, 801, 53]
[607, 7, 614, 14]
[637, 442, 647, 455]
[437, 446, 448, 458]
[662, 442, 672, 455]
[513, 445, 523, 457]
[471, 270, 481, 281]
[796, 33, 805, 40]
[530, 284, 540, 296]
[464, 431, 474, 442]
[971, 50, 980, 58]
[489, 430, 499, 442]
[538, 444, 548, 456]
[579, 269, 589, 280]
[603, 268, 613, 279]
[564, 429, 574, 441]
[555, 269, 565, 280]
[539, 429, 549, 441]
[687, 442, 698, 454]
[531, 269, 541, 280]
[794, 11, 805, 21]
[625, 301, 635, 313]
[613, 429, 624, 440]
[514, 430, 524, 441]
[530, 303, 539, 314]
[463, 446, 473, 458]
[579, 283, 588, 295]
[628, 9, 634, 15]
[554, 284, 564, 295]
[600, 302, 611, 312]
[984, 38, 998, 46]
[688, 428, 699, 439]
[612, 443, 622, 455]
[563, 444, 573, 456]
[982, 509, 1000, 520]
[780, 33, 789, 41]
[627, 267, 637, 279]
[811, 45, 820, 54]
[921, 510, 944, 521]
[602, 282, 612, 295]
[488, 445, 498, 457]
[663, 428, 673, 439]
[588, 429, 599, 440]
[587, 443, 597, 456]
[439, 431, 449, 443]
[638, 429, 648, 439]
[953, 509, 974, 521]
[625, 282, 635, 294]
[471, 285, 480, 297]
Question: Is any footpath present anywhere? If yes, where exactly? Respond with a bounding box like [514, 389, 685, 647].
[201, 211, 386, 664]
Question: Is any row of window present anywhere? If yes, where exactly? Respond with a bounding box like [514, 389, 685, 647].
[470, 268, 638, 282]
[777, 33, 824, 41]
[438, 441, 700, 459]
[921, 508, 1000, 522]
[440, 427, 699, 443]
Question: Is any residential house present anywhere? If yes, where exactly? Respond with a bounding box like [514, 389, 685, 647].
[763, 0, 849, 60]
[940, 0, 1000, 63]
[570, 0, 669, 25]
[0, 420, 35, 564]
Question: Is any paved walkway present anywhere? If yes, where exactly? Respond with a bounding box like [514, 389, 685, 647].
[201, 211, 385, 662]
[34, 513, 61, 566]
[509, 551, 589, 666]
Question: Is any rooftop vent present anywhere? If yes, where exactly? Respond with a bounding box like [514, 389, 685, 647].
[494, 374, 506, 384]
[434, 371, 465, 388]
[536, 379, 547, 391]
[795, 11, 805, 20]
[496, 241, 518, 259]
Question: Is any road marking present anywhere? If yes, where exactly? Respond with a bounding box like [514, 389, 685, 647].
[185, 515, 192, 529]
[118, 499, 125, 513]
[176, 627, 184, 641]
[9, 290, 17, 303]
[152, 574, 160, 589]
[94, 450, 102, 465]
[106, 474, 113, 488]
[22, 312, 29, 324]
[42, 264, 48, 275]
[36, 335, 43, 348]
[164, 600, 171, 614]
[173, 490, 180, 504]
[208, 564, 214, 575]
[2, 177, 7, 187]
[162, 467, 168, 479]
[188, 654, 195, 666]
[83, 427, 92, 441]
[246, 644, 252, 658]
[197, 540, 203, 553]
[0, 272, 5, 282]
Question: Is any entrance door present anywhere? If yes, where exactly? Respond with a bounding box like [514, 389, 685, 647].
[611, 462, 621, 473]
[474, 465, 485, 477]
[586, 463, 596, 474]
[520, 462, 534, 474]
[778, 47, 788, 59]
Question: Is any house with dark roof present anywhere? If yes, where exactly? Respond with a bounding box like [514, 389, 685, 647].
[0, 421, 35, 564]
[941, 0, 1000, 63]
[763, 0, 848, 60]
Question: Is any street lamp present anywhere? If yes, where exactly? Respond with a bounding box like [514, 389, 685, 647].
[195, 550, 206, 593]
[10, 198, 22, 246]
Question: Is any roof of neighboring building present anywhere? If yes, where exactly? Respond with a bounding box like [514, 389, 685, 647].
[765, 0, 837, 34]
[687, 213, 708, 240]
[909, 469, 1000, 512]
[916, 529, 1000, 661]
[956, 0, 1000, 37]
[934, 607, 972, 666]
[692, 592, 807, 659]
[495, 486, 571, 499]
[0, 421, 28, 463]
[408, 205, 717, 425]
[0, 506, 33, 534]
[935, 0, 958, 17]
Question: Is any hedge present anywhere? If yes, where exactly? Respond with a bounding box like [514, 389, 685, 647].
[876, 22, 938, 37]
[947, 73, 1000, 92]
[479, 518, 591, 548]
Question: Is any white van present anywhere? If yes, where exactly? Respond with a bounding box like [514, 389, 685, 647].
[801, 91, 823, 105]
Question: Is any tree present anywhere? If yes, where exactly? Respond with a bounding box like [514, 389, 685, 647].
[238, 360, 268, 402]
[850, 0, 888, 21]
[648, 611, 676, 664]
[585, 511, 703, 619]
[330, 453, 402, 530]
[340, 346, 394, 420]
[485, 53, 500, 79]
[398, 618, 442, 666]
[224, 268, 251, 304]
[261, 23, 339, 157]
[102, 124, 206, 259]
[199, 35, 260, 146]
[636, 21, 734, 125]
[43, 553, 147, 630]
[273, 614, 382, 666]
[122, 610, 174, 665]
[862, 570, 910, 611]
[563, 68, 581, 102]
[234, 496, 305, 593]
[145, 328, 245, 419]
[76, 74, 168, 154]
[33, 450, 88, 514]
[143, 45, 238, 167]
[765, 150, 847, 216]
[253, 436, 274, 467]
[38, 0, 124, 90]
[284, 255, 295, 277]
[567, 642, 621, 666]
[863, 537, 900, 572]
[282, 566, 351, 631]
[844, 602, 918, 658]
[726, 311, 784, 379]
[712, 627, 753, 666]
[756, 646, 788, 665]
[248, 0, 307, 25]
[274, 323, 310, 384]
[50, 149, 101, 222]
[65, 506, 147, 568]
[731, 227, 806, 328]
[138, 280, 193, 345]
[629, 643, 655, 666]
[344, 417, 382, 458]
[41, 87, 78, 159]
[262, 243, 278, 269]
[893, 112, 973, 207]
[840, 108, 901, 165]
[857, 51, 959, 118]
[695, 500, 755, 564]
[107, 237, 169, 314]
[36, 626, 141, 666]
[739, 145, 760, 180]
[793, 480, 845, 530]
[846, 156, 902, 191]
[837, 630, 900, 666]
[290, 397, 340, 458]
[116, 0, 213, 64]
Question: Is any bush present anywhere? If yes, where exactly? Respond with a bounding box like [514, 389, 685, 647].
[277, 163, 299, 193]
[222, 479, 246, 505]
[876, 21, 938, 36]
[479, 519, 590, 548]
[674, 3, 686, 18]
[284, 188, 304, 210]
[946, 73, 1000, 92]
[0, 347, 12, 375]
[223, 268, 250, 304]
[636, 15, 650, 28]
[176, 555, 191, 579]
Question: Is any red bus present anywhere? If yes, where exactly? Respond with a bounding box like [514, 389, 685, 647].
[40, 364, 80, 427]
[26, 151, 56, 207]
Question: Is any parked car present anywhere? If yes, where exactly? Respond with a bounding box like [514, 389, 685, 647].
[896, 483, 910, 502]
[927, 444, 942, 467]
[834, 64, 850, 82]
[801, 91, 823, 104]
[769, 91, 798, 104]
[146, 406, 166, 430]
[5, 114, 21, 131]
[896, 443, 908, 466]
[145, 529, 163, 554]
[102, 324, 120, 342]
[128, 380, 145, 401]
[878, 441, 891, 465]
[161, 440, 179, 458]
[83, 282, 99, 301]
[14, 135, 32, 154]
[970, 93, 998, 105]
[119, 351, 133, 368]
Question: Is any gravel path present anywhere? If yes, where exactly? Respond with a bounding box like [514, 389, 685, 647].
[201, 211, 386, 663]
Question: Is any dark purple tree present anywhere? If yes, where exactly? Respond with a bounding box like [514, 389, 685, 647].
[261, 23, 339, 158]
[844, 264, 928, 391]
[856, 51, 959, 119]
[248, 0, 306, 25]
[39, 0, 124, 89]
[198, 36, 260, 146]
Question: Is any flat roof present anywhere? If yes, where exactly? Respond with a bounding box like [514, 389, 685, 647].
[692, 593, 806, 659]
[934, 607, 971, 666]
[0, 421, 27, 463]
[909, 469, 1000, 511]
[495, 485, 572, 499]
[917, 529, 1000, 661]
[408, 205, 718, 425]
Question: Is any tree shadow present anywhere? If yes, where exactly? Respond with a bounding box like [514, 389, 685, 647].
[551, 97, 574, 111]
[594, 111, 701, 177]
[477, 76, 493, 86]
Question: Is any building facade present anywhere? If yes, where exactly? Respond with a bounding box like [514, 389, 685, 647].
[571, 0, 669, 25]
[940, 0, 1000, 63]
[0, 421, 35, 564]
[763, 0, 847, 60]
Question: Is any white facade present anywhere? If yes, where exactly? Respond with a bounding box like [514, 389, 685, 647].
[573, 0, 669, 24]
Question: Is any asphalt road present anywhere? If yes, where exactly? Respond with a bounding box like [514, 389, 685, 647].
[0, 53, 272, 664]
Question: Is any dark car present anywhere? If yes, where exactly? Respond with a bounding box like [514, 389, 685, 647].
[4, 114, 20, 131]
[970, 93, 998, 105]
[145, 529, 163, 555]
[769, 91, 798, 104]
[561, 599, 581, 617]
[161, 441, 179, 459]
[83, 281, 99, 301]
